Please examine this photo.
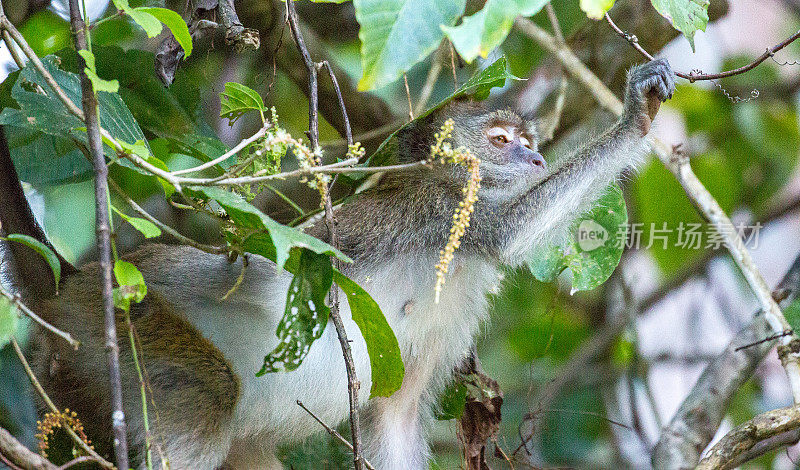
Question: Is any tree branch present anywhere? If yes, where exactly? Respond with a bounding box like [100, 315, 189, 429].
[652, 254, 800, 469]
[0, 426, 56, 470]
[66, 2, 128, 468]
[285, 2, 364, 468]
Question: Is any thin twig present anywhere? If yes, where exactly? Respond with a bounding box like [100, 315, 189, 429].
[10, 338, 113, 469]
[296, 401, 376, 470]
[319, 61, 353, 146]
[171, 124, 271, 175]
[285, 2, 364, 469]
[605, 13, 800, 82]
[66, 2, 129, 468]
[108, 178, 227, 254]
[414, 46, 444, 116]
[0, 284, 79, 349]
[403, 73, 414, 120]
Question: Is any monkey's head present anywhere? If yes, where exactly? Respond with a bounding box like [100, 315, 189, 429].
[398, 100, 547, 198]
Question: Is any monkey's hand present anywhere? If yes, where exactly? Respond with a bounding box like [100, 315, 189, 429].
[622, 58, 675, 136]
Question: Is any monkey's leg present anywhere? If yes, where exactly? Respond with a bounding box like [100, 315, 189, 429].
[123, 294, 241, 470]
[361, 364, 433, 470]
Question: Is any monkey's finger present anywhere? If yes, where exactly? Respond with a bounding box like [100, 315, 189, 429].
[646, 89, 662, 120]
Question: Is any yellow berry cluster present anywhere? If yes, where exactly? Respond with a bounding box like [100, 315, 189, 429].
[433, 119, 482, 303]
[36, 409, 92, 458]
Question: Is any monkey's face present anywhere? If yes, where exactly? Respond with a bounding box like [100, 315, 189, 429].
[452, 108, 547, 196]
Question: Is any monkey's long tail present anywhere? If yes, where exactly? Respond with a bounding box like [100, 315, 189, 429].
[0, 126, 76, 299]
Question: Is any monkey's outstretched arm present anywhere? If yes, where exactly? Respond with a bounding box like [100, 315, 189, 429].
[500, 59, 675, 263]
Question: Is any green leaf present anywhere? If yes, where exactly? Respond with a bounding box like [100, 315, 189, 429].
[650, 0, 709, 51]
[364, 56, 517, 169]
[0, 55, 150, 180]
[785, 299, 800, 334]
[435, 381, 467, 420]
[220, 82, 266, 125]
[4, 234, 61, 290]
[113, 0, 163, 37]
[258, 250, 332, 375]
[334, 270, 404, 397]
[0, 296, 18, 350]
[184, 186, 351, 269]
[579, 0, 616, 19]
[78, 49, 120, 93]
[112, 206, 162, 239]
[442, 0, 547, 63]
[137, 7, 193, 58]
[113, 259, 147, 312]
[353, 0, 466, 90]
[528, 184, 627, 293]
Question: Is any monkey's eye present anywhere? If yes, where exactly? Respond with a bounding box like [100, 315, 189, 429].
[487, 126, 512, 147]
[519, 136, 533, 150]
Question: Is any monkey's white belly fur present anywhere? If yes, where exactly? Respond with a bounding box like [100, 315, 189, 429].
[151, 247, 501, 468]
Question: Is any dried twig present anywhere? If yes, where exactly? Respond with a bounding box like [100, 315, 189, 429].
[285, 2, 364, 468]
[66, 2, 128, 468]
[605, 12, 800, 82]
[0, 284, 79, 349]
[296, 401, 376, 470]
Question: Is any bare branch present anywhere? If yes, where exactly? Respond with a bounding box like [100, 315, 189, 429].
[296, 401, 376, 470]
[697, 405, 800, 469]
[0, 426, 56, 470]
[0, 284, 79, 349]
[652, 254, 800, 469]
[285, 2, 364, 468]
[605, 12, 800, 82]
[66, 2, 128, 468]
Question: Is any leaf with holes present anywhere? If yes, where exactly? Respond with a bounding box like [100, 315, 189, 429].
[3, 234, 61, 290]
[257, 250, 332, 375]
[650, 0, 709, 51]
[442, 0, 548, 63]
[528, 184, 627, 293]
[334, 270, 404, 397]
[220, 82, 265, 125]
[354, 0, 466, 90]
[364, 56, 518, 169]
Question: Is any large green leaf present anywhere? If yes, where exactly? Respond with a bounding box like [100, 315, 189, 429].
[650, 0, 709, 51]
[184, 186, 350, 269]
[442, 0, 548, 63]
[334, 270, 404, 397]
[258, 250, 332, 375]
[528, 184, 627, 292]
[0, 55, 150, 179]
[364, 56, 517, 169]
[354, 0, 466, 90]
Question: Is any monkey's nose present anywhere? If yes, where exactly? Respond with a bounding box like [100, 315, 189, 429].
[530, 152, 546, 170]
